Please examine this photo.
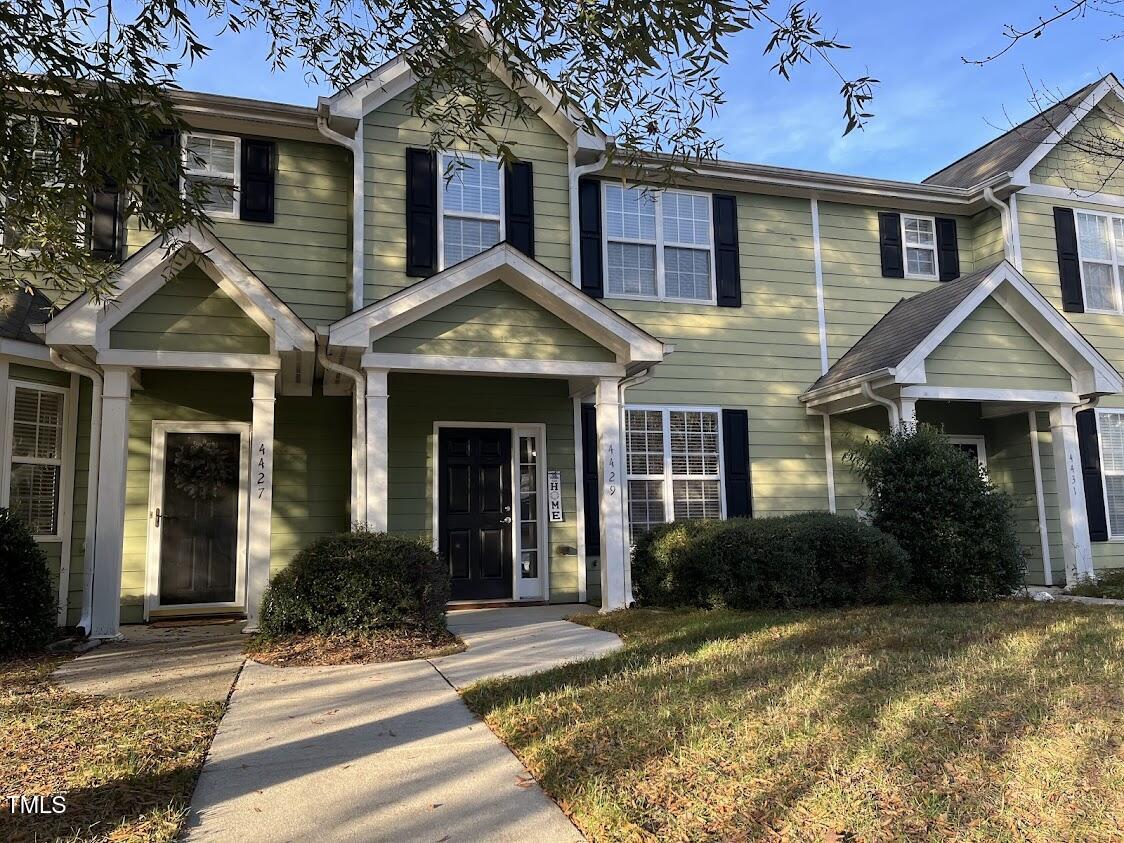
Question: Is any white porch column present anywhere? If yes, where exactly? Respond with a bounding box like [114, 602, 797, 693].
[899, 397, 918, 427]
[89, 366, 132, 639]
[1049, 404, 1095, 586]
[596, 377, 628, 611]
[244, 371, 277, 632]
[365, 368, 389, 531]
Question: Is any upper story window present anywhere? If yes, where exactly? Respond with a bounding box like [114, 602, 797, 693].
[624, 406, 724, 539]
[902, 213, 939, 280]
[5, 384, 65, 538]
[1075, 209, 1124, 313]
[603, 183, 715, 303]
[439, 153, 503, 268]
[184, 133, 240, 218]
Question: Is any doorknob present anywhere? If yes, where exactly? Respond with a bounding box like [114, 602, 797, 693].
[502, 516, 512, 524]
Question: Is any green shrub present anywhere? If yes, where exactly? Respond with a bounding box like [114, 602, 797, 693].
[259, 530, 449, 637]
[632, 512, 910, 610]
[845, 423, 1025, 602]
[0, 509, 56, 655]
[1070, 568, 1124, 600]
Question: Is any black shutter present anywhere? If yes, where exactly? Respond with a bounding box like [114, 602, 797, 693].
[721, 409, 752, 518]
[581, 403, 600, 553]
[88, 179, 123, 261]
[713, 193, 742, 308]
[878, 212, 904, 278]
[405, 148, 438, 277]
[240, 138, 276, 223]
[1054, 207, 1084, 313]
[504, 161, 534, 257]
[1076, 409, 1109, 542]
[935, 217, 960, 281]
[144, 128, 179, 213]
[578, 177, 603, 298]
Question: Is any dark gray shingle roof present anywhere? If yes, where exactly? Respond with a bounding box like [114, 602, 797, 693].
[809, 263, 1003, 392]
[923, 80, 1100, 188]
[0, 287, 54, 344]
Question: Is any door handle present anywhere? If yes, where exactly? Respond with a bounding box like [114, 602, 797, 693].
[154, 507, 162, 527]
[502, 516, 512, 524]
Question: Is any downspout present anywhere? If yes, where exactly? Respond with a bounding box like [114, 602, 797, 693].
[861, 381, 900, 429]
[317, 111, 365, 313]
[50, 350, 102, 636]
[316, 338, 367, 525]
[569, 150, 610, 284]
[983, 186, 1016, 266]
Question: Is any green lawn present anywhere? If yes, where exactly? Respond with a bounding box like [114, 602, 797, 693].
[0, 656, 222, 842]
[464, 603, 1124, 842]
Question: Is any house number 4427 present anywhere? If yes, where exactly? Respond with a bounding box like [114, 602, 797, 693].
[255, 442, 269, 500]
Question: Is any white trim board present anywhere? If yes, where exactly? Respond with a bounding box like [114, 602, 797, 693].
[143, 421, 252, 619]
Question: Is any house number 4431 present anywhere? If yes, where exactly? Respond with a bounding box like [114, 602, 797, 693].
[255, 442, 269, 500]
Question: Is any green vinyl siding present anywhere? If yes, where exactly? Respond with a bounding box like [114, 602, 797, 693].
[386, 373, 581, 603]
[125, 138, 351, 327]
[616, 192, 831, 516]
[363, 80, 571, 304]
[1030, 97, 1124, 193]
[971, 208, 1006, 268]
[370, 281, 615, 362]
[924, 296, 1074, 391]
[818, 202, 977, 365]
[110, 263, 271, 353]
[9, 363, 69, 387]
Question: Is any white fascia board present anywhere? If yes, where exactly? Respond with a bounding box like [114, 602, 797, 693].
[96, 349, 281, 370]
[1012, 75, 1124, 184]
[0, 338, 52, 363]
[360, 352, 626, 379]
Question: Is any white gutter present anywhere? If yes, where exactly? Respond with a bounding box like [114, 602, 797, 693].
[316, 112, 365, 313]
[861, 381, 900, 429]
[49, 350, 102, 636]
[316, 338, 367, 523]
[569, 150, 610, 286]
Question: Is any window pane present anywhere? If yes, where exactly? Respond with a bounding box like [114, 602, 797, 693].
[1106, 475, 1124, 537]
[11, 388, 63, 460]
[663, 192, 710, 246]
[664, 247, 711, 300]
[1077, 212, 1111, 261]
[443, 217, 500, 266]
[628, 479, 665, 539]
[906, 247, 936, 276]
[625, 410, 665, 474]
[605, 184, 656, 241]
[518, 436, 538, 578]
[904, 216, 935, 246]
[187, 136, 236, 177]
[672, 479, 722, 520]
[669, 410, 720, 476]
[442, 155, 501, 217]
[185, 175, 235, 215]
[9, 463, 60, 535]
[1099, 413, 1124, 473]
[1082, 261, 1119, 311]
[606, 242, 657, 297]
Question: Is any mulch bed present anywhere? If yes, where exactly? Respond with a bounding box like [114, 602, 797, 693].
[245, 628, 465, 666]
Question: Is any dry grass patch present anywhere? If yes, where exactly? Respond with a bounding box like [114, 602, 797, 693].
[464, 603, 1124, 842]
[0, 655, 222, 842]
[245, 628, 464, 666]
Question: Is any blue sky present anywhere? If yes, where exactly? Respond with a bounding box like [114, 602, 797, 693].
[175, 1, 1119, 183]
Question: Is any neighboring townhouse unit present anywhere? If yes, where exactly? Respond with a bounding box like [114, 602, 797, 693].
[4, 58, 1124, 637]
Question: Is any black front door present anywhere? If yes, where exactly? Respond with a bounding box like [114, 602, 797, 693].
[438, 427, 513, 601]
[158, 432, 241, 606]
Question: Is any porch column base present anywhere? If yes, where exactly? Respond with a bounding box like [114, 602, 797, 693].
[244, 371, 277, 632]
[595, 377, 628, 611]
[365, 368, 389, 532]
[1049, 404, 1095, 586]
[89, 367, 132, 639]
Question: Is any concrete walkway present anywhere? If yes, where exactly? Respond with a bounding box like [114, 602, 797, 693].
[185, 604, 622, 842]
[52, 622, 245, 702]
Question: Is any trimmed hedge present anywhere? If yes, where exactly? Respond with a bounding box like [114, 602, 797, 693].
[259, 531, 449, 637]
[633, 512, 910, 610]
[0, 509, 56, 655]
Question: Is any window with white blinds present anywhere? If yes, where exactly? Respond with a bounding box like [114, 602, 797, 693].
[184, 133, 240, 217]
[6, 385, 65, 536]
[440, 153, 502, 268]
[624, 407, 724, 539]
[1096, 411, 1124, 537]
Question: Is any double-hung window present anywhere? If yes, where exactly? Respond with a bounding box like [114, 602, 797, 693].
[1097, 411, 1124, 538]
[4, 117, 78, 251]
[624, 407, 724, 539]
[439, 153, 503, 268]
[5, 384, 65, 538]
[184, 133, 240, 217]
[604, 183, 715, 303]
[901, 214, 939, 279]
[1075, 209, 1124, 313]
